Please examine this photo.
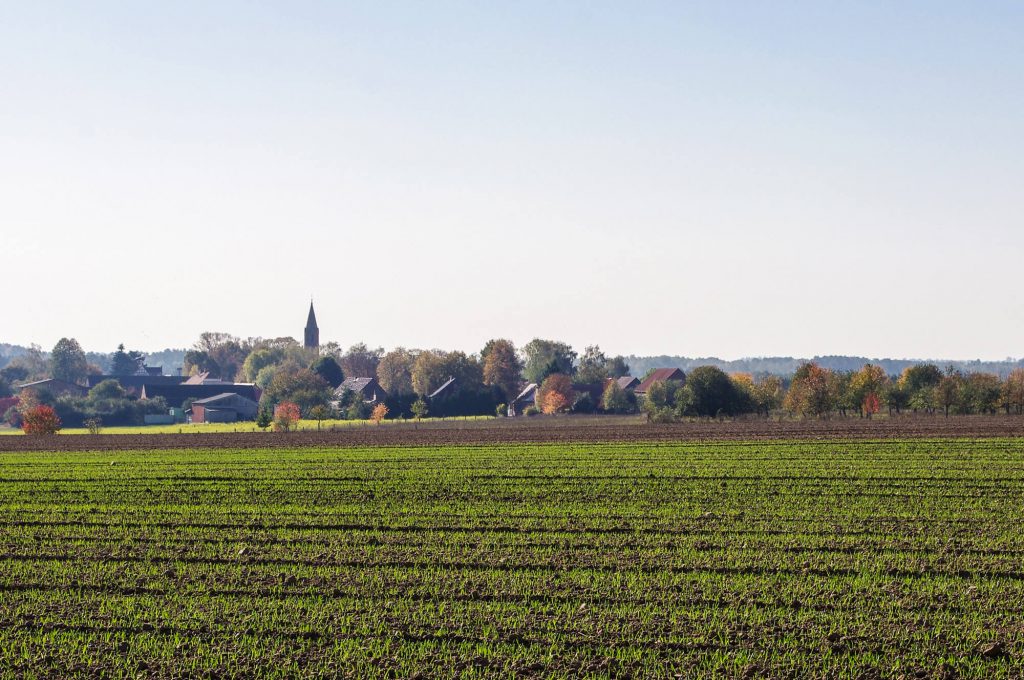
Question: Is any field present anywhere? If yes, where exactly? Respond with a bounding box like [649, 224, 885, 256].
[0, 438, 1021, 678]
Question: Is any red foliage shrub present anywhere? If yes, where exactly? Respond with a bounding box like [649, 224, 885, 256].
[21, 405, 62, 435]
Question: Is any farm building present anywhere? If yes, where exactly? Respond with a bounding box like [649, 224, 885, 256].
[634, 368, 686, 397]
[16, 379, 88, 399]
[189, 393, 259, 423]
[615, 376, 640, 391]
[335, 377, 388, 404]
[87, 373, 185, 395]
[140, 383, 261, 409]
[511, 383, 538, 415]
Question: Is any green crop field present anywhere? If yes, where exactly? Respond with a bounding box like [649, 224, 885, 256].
[0, 440, 1021, 678]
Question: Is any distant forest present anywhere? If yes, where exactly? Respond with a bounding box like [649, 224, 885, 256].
[2, 342, 1022, 379]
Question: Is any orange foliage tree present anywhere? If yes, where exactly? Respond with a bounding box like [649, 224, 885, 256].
[538, 374, 573, 415]
[371, 403, 389, 424]
[862, 392, 881, 418]
[273, 402, 301, 432]
[22, 405, 62, 435]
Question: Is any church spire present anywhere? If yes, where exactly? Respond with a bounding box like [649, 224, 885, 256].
[304, 300, 319, 350]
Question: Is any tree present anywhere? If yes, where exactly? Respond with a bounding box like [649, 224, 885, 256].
[601, 380, 632, 414]
[962, 372, 1002, 415]
[308, 404, 330, 431]
[642, 380, 685, 423]
[191, 333, 251, 380]
[256, 408, 273, 430]
[263, 368, 332, 414]
[899, 364, 943, 413]
[110, 344, 145, 376]
[605, 356, 631, 380]
[681, 366, 750, 417]
[482, 339, 523, 404]
[340, 343, 384, 379]
[849, 364, 889, 417]
[311, 356, 345, 388]
[575, 346, 610, 384]
[50, 338, 88, 384]
[273, 402, 301, 432]
[411, 398, 429, 420]
[377, 348, 417, 396]
[88, 379, 126, 402]
[537, 374, 573, 415]
[22, 405, 61, 435]
[241, 347, 286, 382]
[183, 350, 219, 377]
[862, 393, 881, 418]
[1003, 369, 1024, 415]
[784, 362, 837, 417]
[411, 350, 482, 397]
[934, 369, 964, 417]
[521, 339, 576, 385]
[751, 375, 784, 417]
[371, 403, 389, 424]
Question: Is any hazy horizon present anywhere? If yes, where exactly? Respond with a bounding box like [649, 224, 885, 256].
[4, 2, 1022, 360]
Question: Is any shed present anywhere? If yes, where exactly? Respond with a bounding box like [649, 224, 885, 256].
[189, 392, 259, 424]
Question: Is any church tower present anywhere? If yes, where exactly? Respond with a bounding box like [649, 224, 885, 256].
[304, 300, 319, 350]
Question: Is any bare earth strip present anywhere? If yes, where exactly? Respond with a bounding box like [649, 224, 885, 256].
[2, 415, 1023, 451]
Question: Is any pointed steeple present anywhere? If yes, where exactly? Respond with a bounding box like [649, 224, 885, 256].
[304, 300, 319, 350]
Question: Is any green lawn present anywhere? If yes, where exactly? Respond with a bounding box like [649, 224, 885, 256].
[0, 440, 1020, 677]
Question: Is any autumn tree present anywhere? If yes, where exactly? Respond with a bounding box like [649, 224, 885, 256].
[308, 404, 330, 431]
[377, 348, 417, 396]
[273, 402, 301, 432]
[371, 403, 389, 424]
[899, 364, 943, 412]
[22, 404, 61, 435]
[681, 366, 751, 417]
[263, 368, 332, 414]
[849, 364, 889, 417]
[784, 362, 837, 418]
[751, 375, 784, 417]
[1003, 368, 1024, 414]
[521, 339, 576, 385]
[934, 368, 964, 417]
[962, 372, 1002, 415]
[50, 338, 88, 384]
[537, 374, 573, 415]
[481, 339, 523, 404]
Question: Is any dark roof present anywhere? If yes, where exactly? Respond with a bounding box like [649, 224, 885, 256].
[428, 377, 457, 400]
[335, 377, 388, 401]
[635, 368, 686, 394]
[306, 301, 318, 330]
[571, 383, 605, 404]
[617, 376, 640, 390]
[514, 383, 538, 404]
[16, 379, 88, 396]
[192, 392, 258, 407]
[87, 374, 185, 390]
[143, 366, 164, 376]
[141, 383, 261, 405]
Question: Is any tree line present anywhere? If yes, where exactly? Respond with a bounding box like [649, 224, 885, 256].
[3, 334, 1024, 428]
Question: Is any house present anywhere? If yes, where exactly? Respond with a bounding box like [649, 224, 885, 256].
[428, 377, 457, 401]
[335, 377, 388, 404]
[615, 376, 640, 391]
[189, 392, 259, 423]
[571, 383, 605, 408]
[511, 383, 538, 415]
[634, 368, 686, 397]
[16, 379, 88, 399]
[139, 383, 261, 409]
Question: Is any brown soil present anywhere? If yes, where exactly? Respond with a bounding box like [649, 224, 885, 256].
[2, 415, 1022, 452]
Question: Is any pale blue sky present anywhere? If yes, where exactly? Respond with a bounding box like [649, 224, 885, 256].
[2, 2, 1022, 359]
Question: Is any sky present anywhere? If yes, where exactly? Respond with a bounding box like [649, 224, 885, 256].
[2, 1, 1023, 360]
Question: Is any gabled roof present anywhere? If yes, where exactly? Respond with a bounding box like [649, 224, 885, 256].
[514, 383, 538, 403]
[191, 392, 257, 406]
[16, 378, 87, 395]
[617, 376, 640, 390]
[183, 372, 211, 385]
[635, 368, 686, 394]
[335, 377, 388, 402]
[141, 383, 261, 405]
[428, 377, 457, 400]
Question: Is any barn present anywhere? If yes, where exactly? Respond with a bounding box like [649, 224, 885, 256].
[189, 393, 259, 423]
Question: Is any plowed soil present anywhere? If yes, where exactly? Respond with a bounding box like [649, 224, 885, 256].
[2, 415, 1022, 451]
